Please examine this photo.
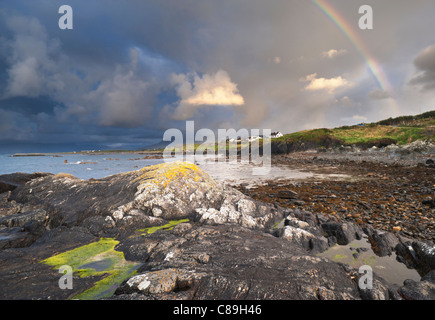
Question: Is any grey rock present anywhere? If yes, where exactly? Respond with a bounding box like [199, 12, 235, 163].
[321, 222, 363, 245]
[359, 278, 390, 300]
[0, 209, 47, 228]
[0, 172, 52, 194]
[281, 225, 316, 250]
[398, 278, 435, 300]
[277, 190, 298, 199]
[412, 241, 435, 271]
[368, 230, 400, 257]
[116, 268, 202, 296]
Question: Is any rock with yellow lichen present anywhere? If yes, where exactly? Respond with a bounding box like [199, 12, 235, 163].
[128, 161, 225, 220]
[6, 161, 283, 238]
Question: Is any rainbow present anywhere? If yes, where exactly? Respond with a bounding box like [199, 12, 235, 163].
[310, 0, 400, 114]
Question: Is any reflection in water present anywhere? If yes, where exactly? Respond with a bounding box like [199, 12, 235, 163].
[316, 237, 421, 286]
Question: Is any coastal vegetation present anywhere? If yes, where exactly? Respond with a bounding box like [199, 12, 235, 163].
[274, 110, 435, 149]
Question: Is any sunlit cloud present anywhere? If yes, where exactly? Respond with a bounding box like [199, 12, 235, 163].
[301, 73, 353, 94]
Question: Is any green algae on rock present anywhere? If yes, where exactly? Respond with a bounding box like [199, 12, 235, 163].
[137, 219, 190, 235]
[41, 238, 141, 300]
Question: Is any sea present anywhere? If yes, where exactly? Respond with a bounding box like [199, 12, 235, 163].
[0, 152, 164, 180]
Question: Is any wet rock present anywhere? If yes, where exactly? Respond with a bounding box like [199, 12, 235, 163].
[316, 286, 337, 300]
[2, 163, 282, 260]
[394, 240, 435, 276]
[412, 241, 435, 271]
[0, 198, 22, 217]
[321, 222, 363, 245]
[8, 162, 229, 233]
[309, 236, 329, 253]
[0, 182, 15, 195]
[0, 227, 36, 250]
[422, 270, 435, 282]
[271, 141, 289, 154]
[194, 253, 211, 264]
[398, 277, 435, 300]
[171, 222, 193, 236]
[365, 227, 399, 257]
[277, 190, 298, 199]
[358, 278, 390, 300]
[292, 200, 306, 206]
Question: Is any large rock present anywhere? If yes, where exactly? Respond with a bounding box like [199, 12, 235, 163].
[395, 240, 435, 276]
[198, 187, 283, 229]
[363, 226, 400, 257]
[0, 172, 51, 194]
[321, 222, 363, 245]
[7, 161, 283, 236]
[412, 241, 435, 273]
[114, 224, 364, 300]
[281, 225, 317, 250]
[398, 271, 435, 300]
[10, 161, 225, 227]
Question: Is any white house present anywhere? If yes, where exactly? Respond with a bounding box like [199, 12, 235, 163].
[271, 131, 283, 138]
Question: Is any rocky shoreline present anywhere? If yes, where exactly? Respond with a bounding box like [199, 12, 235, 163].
[238, 151, 435, 242]
[0, 158, 434, 300]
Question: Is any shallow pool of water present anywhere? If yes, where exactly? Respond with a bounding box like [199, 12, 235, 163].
[316, 237, 421, 286]
[79, 259, 115, 272]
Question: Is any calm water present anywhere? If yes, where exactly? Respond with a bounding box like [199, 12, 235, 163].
[317, 237, 422, 286]
[0, 153, 164, 180]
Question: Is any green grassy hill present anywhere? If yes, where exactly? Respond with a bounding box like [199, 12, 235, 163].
[274, 110, 435, 151]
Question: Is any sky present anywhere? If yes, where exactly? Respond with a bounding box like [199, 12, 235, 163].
[1, 0, 435, 153]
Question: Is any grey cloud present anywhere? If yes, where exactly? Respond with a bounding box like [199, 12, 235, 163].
[0, 109, 36, 141]
[88, 70, 157, 128]
[410, 44, 435, 91]
[2, 15, 64, 98]
[414, 44, 435, 71]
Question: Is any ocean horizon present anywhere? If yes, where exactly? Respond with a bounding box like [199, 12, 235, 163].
[0, 152, 165, 180]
